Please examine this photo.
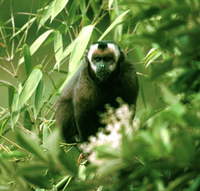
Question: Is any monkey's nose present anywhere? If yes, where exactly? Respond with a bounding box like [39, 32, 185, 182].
[100, 64, 105, 68]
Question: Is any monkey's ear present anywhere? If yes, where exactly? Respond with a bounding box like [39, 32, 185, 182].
[119, 50, 125, 62]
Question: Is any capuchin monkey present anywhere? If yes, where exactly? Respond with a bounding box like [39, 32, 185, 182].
[55, 41, 139, 143]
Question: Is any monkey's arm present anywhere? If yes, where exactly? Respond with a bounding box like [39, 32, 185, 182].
[55, 96, 78, 143]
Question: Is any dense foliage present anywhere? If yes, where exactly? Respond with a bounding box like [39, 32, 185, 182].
[0, 0, 200, 190]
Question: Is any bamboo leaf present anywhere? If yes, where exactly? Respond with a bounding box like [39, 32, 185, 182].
[90, 0, 99, 15]
[23, 44, 32, 77]
[18, 68, 43, 109]
[144, 48, 162, 68]
[108, 0, 115, 10]
[34, 80, 44, 118]
[54, 41, 75, 70]
[51, 0, 69, 22]
[16, 132, 48, 162]
[58, 25, 93, 92]
[54, 31, 63, 65]
[11, 110, 20, 130]
[24, 110, 32, 131]
[18, 30, 53, 66]
[69, 25, 93, 73]
[38, 2, 53, 29]
[78, 0, 86, 16]
[8, 85, 15, 110]
[98, 10, 130, 41]
[0, 118, 9, 134]
[42, 122, 50, 150]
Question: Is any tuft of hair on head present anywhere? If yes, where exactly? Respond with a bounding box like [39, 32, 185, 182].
[87, 41, 121, 63]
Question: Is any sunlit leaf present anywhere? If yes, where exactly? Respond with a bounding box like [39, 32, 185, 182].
[59, 60, 81, 93]
[38, 1, 53, 29]
[48, 128, 60, 157]
[144, 48, 162, 67]
[98, 10, 130, 41]
[51, 0, 69, 22]
[18, 68, 43, 109]
[0, 118, 9, 134]
[54, 41, 75, 70]
[159, 126, 171, 152]
[54, 31, 63, 65]
[160, 84, 179, 105]
[69, 25, 93, 73]
[18, 30, 53, 66]
[108, 0, 114, 10]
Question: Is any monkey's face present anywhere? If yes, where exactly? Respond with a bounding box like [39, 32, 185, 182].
[87, 41, 122, 82]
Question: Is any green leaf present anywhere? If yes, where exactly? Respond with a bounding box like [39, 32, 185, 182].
[24, 110, 32, 130]
[18, 30, 53, 66]
[58, 147, 79, 176]
[11, 93, 20, 130]
[11, 93, 19, 111]
[160, 84, 179, 105]
[78, 0, 86, 16]
[18, 68, 42, 109]
[67, 1, 78, 24]
[34, 80, 44, 118]
[108, 0, 115, 10]
[98, 10, 130, 41]
[0, 158, 13, 174]
[48, 128, 60, 157]
[0, 151, 29, 159]
[51, 0, 69, 22]
[38, 2, 53, 29]
[54, 31, 63, 65]
[16, 162, 48, 176]
[90, 0, 99, 15]
[42, 122, 50, 150]
[58, 25, 93, 91]
[8, 85, 15, 110]
[69, 25, 93, 73]
[139, 81, 146, 109]
[16, 132, 48, 162]
[0, 118, 9, 134]
[144, 48, 162, 68]
[23, 44, 32, 77]
[54, 41, 75, 70]
[24, 174, 50, 189]
[59, 61, 81, 93]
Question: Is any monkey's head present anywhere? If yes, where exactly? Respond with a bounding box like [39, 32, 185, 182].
[86, 41, 125, 83]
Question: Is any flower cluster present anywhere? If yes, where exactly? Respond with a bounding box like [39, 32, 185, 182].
[80, 98, 138, 163]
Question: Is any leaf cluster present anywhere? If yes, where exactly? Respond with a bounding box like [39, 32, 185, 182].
[0, 0, 200, 190]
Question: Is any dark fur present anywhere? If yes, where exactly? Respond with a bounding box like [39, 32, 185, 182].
[55, 42, 139, 143]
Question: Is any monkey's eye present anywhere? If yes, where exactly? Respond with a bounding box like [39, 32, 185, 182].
[104, 57, 112, 62]
[94, 57, 101, 62]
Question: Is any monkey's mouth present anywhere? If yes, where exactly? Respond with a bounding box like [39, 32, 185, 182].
[96, 72, 110, 81]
